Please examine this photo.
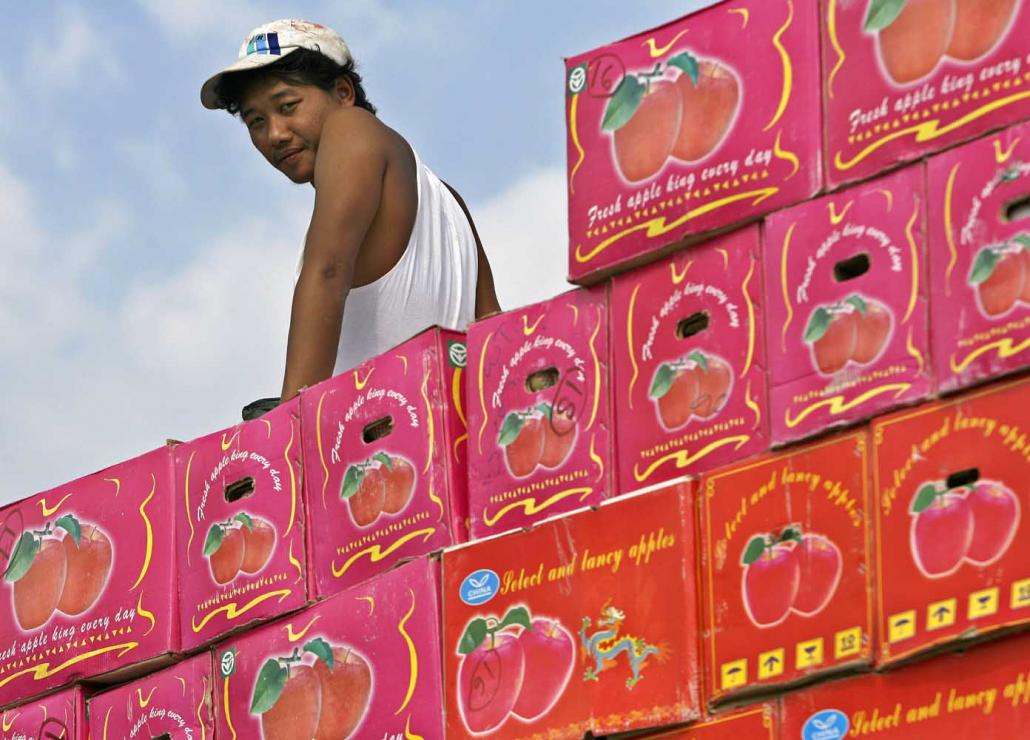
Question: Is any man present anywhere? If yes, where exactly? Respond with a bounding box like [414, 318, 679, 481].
[201, 20, 500, 405]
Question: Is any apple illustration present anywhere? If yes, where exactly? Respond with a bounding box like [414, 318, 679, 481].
[499, 410, 545, 478]
[851, 296, 893, 365]
[239, 515, 276, 575]
[380, 455, 416, 515]
[539, 404, 577, 469]
[792, 534, 843, 617]
[947, 0, 1019, 61]
[312, 644, 373, 740]
[671, 58, 740, 162]
[965, 480, 1020, 565]
[910, 483, 974, 577]
[691, 353, 732, 418]
[457, 606, 531, 735]
[341, 462, 386, 528]
[511, 617, 575, 721]
[741, 528, 802, 628]
[969, 244, 1027, 317]
[205, 524, 245, 585]
[869, 0, 955, 85]
[57, 522, 113, 615]
[251, 655, 322, 740]
[650, 360, 699, 430]
[4, 524, 70, 631]
[805, 303, 858, 375]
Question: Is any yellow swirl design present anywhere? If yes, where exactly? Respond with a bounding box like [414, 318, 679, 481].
[404, 716, 424, 740]
[483, 487, 592, 527]
[994, 138, 1020, 163]
[397, 353, 409, 374]
[943, 163, 961, 294]
[220, 430, 240, 452]
[764, 0, 795, 131]
[316, 391, 330, 510]
[643, 29, 688, 58]
[137, 592, 156, 636]
[131, 474, 156, 590]
[288, 541, 303, 583]
[105, 477, 122, 497]
[835, 89, 1030, 172]
[745, 379, 762, 429]
[0, 641, 140, 689]
[2, 712, 17, 731]
[185, 450, 197, 563]
[331, 528, 436, 578]
[626, 283, 641, 410]
[906, 326, 925, 373]
[773, 130, 800, 179]
[586, 308, 601, 431]
[574, 187, 779, 264]
[358, 595, 375, 615]
[569, 93, 585, 195]
[877, 188, 894, 212]
[285, 421, 298, 535]
[38, 493, 72, 517]
[785, 384, 911, 428]
[902, 199, 921, 325]
[670, 258, 692, 284]
[633, 436, 750, 482]
[826, 0, 845, 98]
[729, 7, 750, 28]
[224, 675, 236, 740]
[176, 675, 187, 693]
[568, 302, 579, 325]
[779, 222, 797, 351]
[522, 314, 544, 336]
[260, 418, 272, 438]
[589, 432, 605, 484]
[101, 708, 110, 739]
[395, 589, 419, 715]
[137, 687, 157, 708]
[354, 368, 375, 390]
[716, 248, 729, 270]
[828, 200, 853, 225]
[286, 615, 321, 642]
[742, 259, 757, 375]
[428, 483, 445, 519]
[451, 367, 467, 463]
[950, 336, 1030, 372]
[420, 369, 434, 475]
[191, 589, 292, 632]
[476, 332, 493, 453]
[196, 684, 208, 740]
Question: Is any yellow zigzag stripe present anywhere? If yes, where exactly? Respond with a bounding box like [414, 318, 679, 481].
[951, 336, 1030, 373]
[633, 436, 750, 483]
[191, 589, 292, 633]
[395, 589, 418, 715]
[483, 488, 593, 527]
[0, 642, 139, 688]
[331, 528, 436, 578]
[785, 384, 911, 428]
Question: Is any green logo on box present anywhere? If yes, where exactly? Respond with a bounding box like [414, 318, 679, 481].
[448, 341, 468, 368]
[220, 648, 237, 678]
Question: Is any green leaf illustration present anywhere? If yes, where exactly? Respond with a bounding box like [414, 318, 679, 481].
[340, 465, 364, 500]
[804, 307, 833, 344]
[968, 248, 1000, 286]
[911, 483, 939, 514]
[373, 452, 393, 471]
[249, 658, 287, 715]
[203, 525, 225, 557]
[667, 51, 700, 85]
[601, 74, 645, 132]
[1012, 234, 1030, 251]
[458, 618, 489, 655]
[497, 605, 533, 632]
[742, 536, 767, 566]
[536, 401, 553, 419]
[688, 350, 710, 374]
[864, 0, 908, 31]
[845, 294, 868, 316]
[1000, 166, 1020, 183]
[779, 526, 803, 544]
[649, 364, 677, 399]
[497, 412, 526, 447]
[304, 637, 335, 671]
[55, 514, 81, 547]
[3, 532, 38, 583]
[233, 512, 254, 531]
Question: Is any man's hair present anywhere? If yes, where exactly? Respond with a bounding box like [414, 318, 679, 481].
[216, 49, 376, 116]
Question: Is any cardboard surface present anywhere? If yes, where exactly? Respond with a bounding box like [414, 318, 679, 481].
[0, 685, 86, 738]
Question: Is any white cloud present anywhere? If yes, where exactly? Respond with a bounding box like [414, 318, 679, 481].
[133, 0, 261, 42]
[26, 6, 124, 91]
[472, 167, 574, 311]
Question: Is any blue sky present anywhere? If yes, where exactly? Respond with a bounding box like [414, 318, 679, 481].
[2, 0, 707, 500]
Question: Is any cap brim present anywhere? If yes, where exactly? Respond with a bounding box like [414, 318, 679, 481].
[200, 47, 301, 110]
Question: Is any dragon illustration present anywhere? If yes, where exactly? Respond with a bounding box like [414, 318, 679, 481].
[579, 603, 661, 689]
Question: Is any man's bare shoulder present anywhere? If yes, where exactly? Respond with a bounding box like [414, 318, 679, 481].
[318, 107, 409, 160]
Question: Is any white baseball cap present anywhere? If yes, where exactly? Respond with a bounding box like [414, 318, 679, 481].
[200, 19, 352, 109]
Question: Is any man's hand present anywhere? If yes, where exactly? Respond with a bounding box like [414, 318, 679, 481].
[280, 109, 387, 400]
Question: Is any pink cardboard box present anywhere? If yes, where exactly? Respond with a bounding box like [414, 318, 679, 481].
[610, 225, 769, 492]
[175, 398, 307, 652]
[466, 288, 612, 538]
[300, 327, 469, 599]
[214, 557, 444, 740]
[564, 0, 822, 284]
[821, 0, 1030, 188]
[763, 164, 932, 445]
[927, 120, 1030, 393]
[1, 686, 86, 738]
[87, 653, 214, 738]
[0, 447, 177, 707]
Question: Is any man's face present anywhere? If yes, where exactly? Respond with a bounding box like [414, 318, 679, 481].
[240, 77, 342, 184]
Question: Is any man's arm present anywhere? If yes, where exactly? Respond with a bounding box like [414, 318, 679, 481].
[444, 182, 501, 319]
[280, 111, 387, 400]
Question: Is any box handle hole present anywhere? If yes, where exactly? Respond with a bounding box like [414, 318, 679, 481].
[1004, 194, 1030, 223]
[946, 468, 980, 489]
[676, 311, 710, 339]
[526, 367, 559, 393]
[153, 735, 172, 740]
[834, 253, 870, 282]
[362, 416, 394, 444]
[224, 477, 255, 503]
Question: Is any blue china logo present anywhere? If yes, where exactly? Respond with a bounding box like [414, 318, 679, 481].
[460, 569, 499, 606]
[803, 709, 849, 740]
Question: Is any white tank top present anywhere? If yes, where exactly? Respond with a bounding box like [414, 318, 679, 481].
[296, 148, 479, 374]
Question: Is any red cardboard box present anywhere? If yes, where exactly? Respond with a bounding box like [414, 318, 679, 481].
[214, 557, 444, 740]
[88, 653, 213, 738]
[636, 704, 778, 738]
[466, 288, 612, 538]
[699, 431, 873, 705]
[0, 447, 177, 707]
[442, 480, 700, 737]
[564, 0, 821, 284]
[781, 633, 1030, 738]
[820, 0, 1030, 188]
[610, 225, 769, 491]
[871, 376, 1030, 665]
[763, 165, 932, 445]
[927, 120, 1030, 393]
[1, 686, 86, 738]
[175, 398, 307, 652]
[300, 327, 469, 598]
